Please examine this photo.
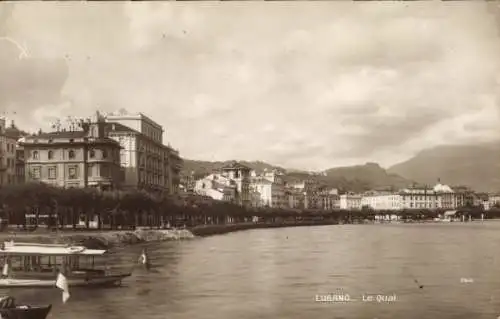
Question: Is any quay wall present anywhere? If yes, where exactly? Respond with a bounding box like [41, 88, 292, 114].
[0, 228, 195, 249]
[190, 220, 339, 237]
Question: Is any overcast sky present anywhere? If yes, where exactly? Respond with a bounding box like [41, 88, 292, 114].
[1, 2, 500, 171]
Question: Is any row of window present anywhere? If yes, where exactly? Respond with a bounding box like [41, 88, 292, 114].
[141, 124, 162, 144]
[31, 149, 111, 160]
[29, 164, 112, 180]
[138, 172, 167, 186]
[30, 165, 79, 180]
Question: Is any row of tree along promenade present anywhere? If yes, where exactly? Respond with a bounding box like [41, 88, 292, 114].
[0, 183, 497, 237]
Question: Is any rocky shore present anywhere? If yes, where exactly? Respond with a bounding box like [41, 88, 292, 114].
[0, 228, 195, 249]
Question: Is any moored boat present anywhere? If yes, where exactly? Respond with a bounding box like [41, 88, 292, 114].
[0, 241, 131, 289]
[0, 295, 51, 319]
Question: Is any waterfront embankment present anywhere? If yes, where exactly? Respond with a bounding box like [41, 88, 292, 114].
[0, 222, 339, 248]
[2, 218, 488, 248]
[0, 228, 195, 249]
[190, 220, 339, 237]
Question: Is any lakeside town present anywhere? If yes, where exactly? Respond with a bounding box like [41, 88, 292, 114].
[0, 110, 499, 231]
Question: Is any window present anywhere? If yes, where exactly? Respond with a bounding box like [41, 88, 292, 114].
[32, 151, 39, 160]
[48, 166, 57, 180]
[89, 149, 95, 158]
[102, 149, 108, 159]
[68, 150, 75, 159]
[48, 151, 54, 160]
[31, 167, 41, 179]
[100, 164, 109, 177]
[87, 163, 95, 177]
[68, 166, 78, 179]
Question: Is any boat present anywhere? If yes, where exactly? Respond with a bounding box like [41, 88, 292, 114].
[0, 295, 51, 319]
[0, 241, 131, 289]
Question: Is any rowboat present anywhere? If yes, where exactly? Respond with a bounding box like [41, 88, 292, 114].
[0, 241, 131, 289]
[0, 296, 51, 319]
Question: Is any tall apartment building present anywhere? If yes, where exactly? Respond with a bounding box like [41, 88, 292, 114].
[20, 115, 122, 190]
[105, 112, 182, 194]
[249, 169, 286, 208]
[0, 118, 21, 186]
[220, 161, 251, 206]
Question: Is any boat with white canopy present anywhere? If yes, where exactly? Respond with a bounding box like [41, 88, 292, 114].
[0, 241, 131, 288]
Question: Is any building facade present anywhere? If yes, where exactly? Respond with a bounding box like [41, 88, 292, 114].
[249, 169, 287, 208]
[339, 193, 362, 210]
[361, 192, 403, 211]
[0, 118, 20, 186]
[20, 116, 122, 190]
[399, 183, 459, 210]
[193, 174, 236, 202]
[285, 188, 305, 209]
[105, 112, 182, 194]
[220, 162, 251, 206]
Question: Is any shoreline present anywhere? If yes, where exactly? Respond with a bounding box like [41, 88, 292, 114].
[189, 221, 339, 237]
[0, 218, 496, 248]
[0, 228, 195, 249]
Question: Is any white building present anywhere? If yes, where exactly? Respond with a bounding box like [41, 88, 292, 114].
[250, 169, 286, 208]
[104, 111, 182, 194]
[194, 174, 236, 202]
[399, 183, 456, 209]
[487, 194, 500, 210]
[361, 192, 402, 211]
[339, 193, 362, 210]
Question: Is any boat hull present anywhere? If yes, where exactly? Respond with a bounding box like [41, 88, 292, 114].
[0, 305, 52, 319]
[0, 274, 131, 288]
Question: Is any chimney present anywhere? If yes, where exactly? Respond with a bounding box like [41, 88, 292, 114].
[10, 120, 15, 128]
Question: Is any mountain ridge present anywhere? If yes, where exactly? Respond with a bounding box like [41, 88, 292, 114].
[388, 142, 500, 192]
[181, 159, 414, 193]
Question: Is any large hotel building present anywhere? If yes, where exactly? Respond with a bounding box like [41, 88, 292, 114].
[20, 111, 182, 194]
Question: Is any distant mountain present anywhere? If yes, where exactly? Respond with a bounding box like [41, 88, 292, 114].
[182, 159, 413, 193]
[388, 143, 500, 192]
[320, 162, 413, 193]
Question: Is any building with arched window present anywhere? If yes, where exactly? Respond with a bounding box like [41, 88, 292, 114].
[20, 115, 122, 190]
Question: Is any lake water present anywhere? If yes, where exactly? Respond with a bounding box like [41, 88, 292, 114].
[9, 221, 500, 319]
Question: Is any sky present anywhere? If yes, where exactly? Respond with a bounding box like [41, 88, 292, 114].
[1, 2, 500, 171]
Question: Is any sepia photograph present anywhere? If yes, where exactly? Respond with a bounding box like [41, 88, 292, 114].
[1, 1, 500, 318]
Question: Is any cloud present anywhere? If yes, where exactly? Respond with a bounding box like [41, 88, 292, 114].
[1, 2, 500, 170]
[0, 39, 69, 125]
